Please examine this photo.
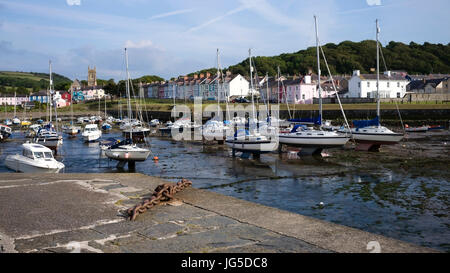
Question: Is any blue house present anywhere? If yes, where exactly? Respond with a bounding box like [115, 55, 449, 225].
[73, 90, 85, 101]
[29, 90, 48, 104]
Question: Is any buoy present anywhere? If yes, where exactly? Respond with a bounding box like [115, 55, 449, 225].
[153, 156, 159, 161]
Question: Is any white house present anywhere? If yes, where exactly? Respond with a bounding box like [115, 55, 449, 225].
[348, 70, 409, 99]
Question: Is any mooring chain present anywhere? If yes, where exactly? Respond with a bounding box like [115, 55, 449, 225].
[127, 178, 192, 221]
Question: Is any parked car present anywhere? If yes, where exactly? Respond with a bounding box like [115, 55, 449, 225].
[232, 97, 250, 103]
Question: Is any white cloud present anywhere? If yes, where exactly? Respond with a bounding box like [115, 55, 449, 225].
[66, 0, 81, 6]
[124, 40, 154, 49]
[366, 0, 381, 6]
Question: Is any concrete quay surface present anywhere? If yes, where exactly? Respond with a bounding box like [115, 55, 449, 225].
[0, 173, 437, 253]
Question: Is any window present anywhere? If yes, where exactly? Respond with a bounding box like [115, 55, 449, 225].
[387, 82, 390, 88]
[397, 82, 400, 87]
[397, 92, 401, 98]
[367, 82, 370, 87]
[302, 94, 305, 100]
[358, 82, 361, 88]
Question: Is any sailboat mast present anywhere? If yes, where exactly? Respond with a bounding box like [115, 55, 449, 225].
[249, 49, 256, 123]
[13, 92, 16, 117]
[125, 48, 133, 140]
[376, 19, 380, 120]
[49, 60, 53, 123]
[314, 15, 322, 126]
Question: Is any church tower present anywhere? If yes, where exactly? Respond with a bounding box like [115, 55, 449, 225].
[88, 66, 97, 86]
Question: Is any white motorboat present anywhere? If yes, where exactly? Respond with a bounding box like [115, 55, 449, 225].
[26, 124, 41, 138]
[5, 143, 65, 173]
[62, 125, 80, 136]
[82, 123, 102, 142]
[0, 124, 12, 141]
[278, 17, 350, 155]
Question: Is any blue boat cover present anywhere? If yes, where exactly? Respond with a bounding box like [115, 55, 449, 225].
[288, 115, 321, 125]
[352, 116, 379, 128]
[290, 124, 308, 133]
[234, 129, 249, 138]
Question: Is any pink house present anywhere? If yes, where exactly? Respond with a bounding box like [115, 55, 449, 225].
[285, 76, 317, 104]
[0, 94, 29, 105]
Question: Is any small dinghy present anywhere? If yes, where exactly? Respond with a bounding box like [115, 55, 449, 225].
[405, 124, 429, 133]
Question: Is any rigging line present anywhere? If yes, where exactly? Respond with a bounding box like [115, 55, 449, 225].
[319, 44, 352, 138]
[280, 76, 292, 119]
[379, 41, 405, 132]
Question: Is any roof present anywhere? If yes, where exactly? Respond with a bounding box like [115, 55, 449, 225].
[407, 78, 447, 90]
[359, 74, 407, 81]
[23, 143, 52, 153]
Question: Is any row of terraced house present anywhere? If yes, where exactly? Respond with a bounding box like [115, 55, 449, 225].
[143, 72, 342, 104]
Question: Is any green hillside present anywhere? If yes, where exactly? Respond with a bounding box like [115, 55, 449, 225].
[189, 41, 450, 77]
[0, 71, 72, 95]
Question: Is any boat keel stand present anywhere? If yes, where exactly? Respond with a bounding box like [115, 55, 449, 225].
[116, 160, 136, 170]
[298, 147, 323, 156]
[355, 143, 381, 152]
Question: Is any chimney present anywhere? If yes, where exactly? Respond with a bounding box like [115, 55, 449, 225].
[184, 76, 188, 81]
[194, 74, 198, 79]
[200, 73, 204, 78]
[384, 71, 391, 77]
[226, 71, 231, 76]
[304, 75, 311, 84]
[353, 70, 360, 77]
[206, 72, 211, 78]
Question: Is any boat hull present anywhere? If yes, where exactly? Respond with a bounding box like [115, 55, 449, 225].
[105, 147, 151, 162]
[279, 134, 349, 148]
[34, 137, 63, 150]
[5, 155, 64, 173]
[351, 132, 404, 145]
[225, 140, 278, 153]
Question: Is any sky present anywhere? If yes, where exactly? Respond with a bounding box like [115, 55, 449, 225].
[0, 0, 449, 81]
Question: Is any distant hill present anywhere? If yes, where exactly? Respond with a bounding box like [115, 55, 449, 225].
[0, 71, 72, 95]
[188, 41, 450, 77]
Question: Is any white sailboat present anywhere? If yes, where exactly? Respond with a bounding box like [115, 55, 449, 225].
[105, 48, 151, 168]
[279, 16, 350, 155]
[62, 85, 80, 136]
[225, 49, 278, 158]
[339, 19, 403, 151]
[12, 92, 20, 125]
[5, 143, 65, 173]
[33, 61, 63, 152]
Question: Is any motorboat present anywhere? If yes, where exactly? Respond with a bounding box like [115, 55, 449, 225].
[4, 119, 12, 126]
[33, 123, 63, 152]
[82, 123, 102, 142]
[21, 120, 31, 126]
[62, 125, 80, 136]
[5, 143, 65, 173]
[0, 124, 12, 141]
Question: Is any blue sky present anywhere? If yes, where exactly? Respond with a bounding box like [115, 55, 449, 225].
[0, 0, 449, 81]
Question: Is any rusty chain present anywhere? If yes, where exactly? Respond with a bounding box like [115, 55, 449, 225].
[127, 178, 192, 221]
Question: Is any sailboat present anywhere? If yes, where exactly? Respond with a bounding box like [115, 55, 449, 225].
[12, 92, 21, 125]
[278, 16, 350, 156]
[101, 95, 112, 131]
[21, 96, 31, 126]
[203, 49, 232, 142]
[105, 48, 151, 168]
[339, 19, 403, 151]
[33, 61, 63, 153]
[62, 85, 80, 136]
[225, 49, 278, 158]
